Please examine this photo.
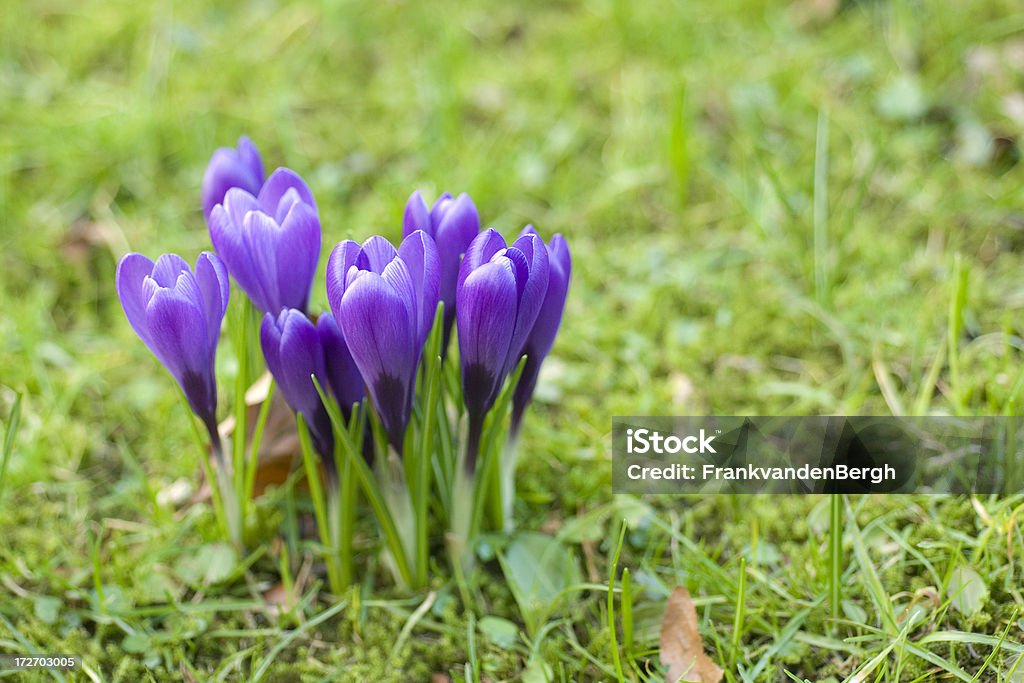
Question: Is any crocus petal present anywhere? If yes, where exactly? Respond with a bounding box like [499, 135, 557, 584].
[116, 253, 158, 347]
[380, 257, 418, 341]
[433, 193, 480, 311]
[209, 203, 269, 311]
[194, 251, 230, 351]
[275, 311, 327, 418]
[457, 228, 507, 294]
[201, 138, 265, 221]
[221, 187, 260, 229]
[397, 230, 441, 344]
[274, 202, 321, 314]
[236, 136, 264, 184]
[505, 233, 549, 372]
[150, 254, 193, 288]
[527, 233, 570, 359]
[457, 258, 518, 417]
[261, 310, 334, 460]
[402, 190, 431, 236]
[145, 287, 215, 414]
[359, 235, 399, 273]
[429, 192, 454, 226]
[339, 271, 416, 448]
[239, 211, 283, 314]
[325, 240, 364, 309]
[317, 312, 365, 411]
[259, 167, 318, 216]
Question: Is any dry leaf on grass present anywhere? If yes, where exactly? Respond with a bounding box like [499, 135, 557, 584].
[659, 586, 724, 683]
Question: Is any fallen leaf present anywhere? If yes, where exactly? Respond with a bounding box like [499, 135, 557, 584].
[660, 587, 724, 683]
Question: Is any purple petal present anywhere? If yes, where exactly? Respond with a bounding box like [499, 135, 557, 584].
[258, 168, 318, 216]
[433, 193, 480, 311]
[339, 271, 417, 447]
[326, 240, 364, 313]
[236, 136, 265, 185]
[359, 235, 398, 273]
[116, 253, 158, 347]
[201, 142, 264, 221]
[221, 187, 259, 229]
[261, 310, 326, 420]
[274, 202, 321, 313]
[397, 230, 441, 344]
[209, 203, 271, 312]
[317, 312, 366, 411]
[380, 257, 418, 346]
[145, 286, 215, 415]
[429, 192, 454, 226]
[261, 310, 334, 459]
[194, 252, 230, 350]
[518, 224, 538, 239]
[512, 232, 570, 420]
[521, 234, 570, 362]
[457, 228, 507, 295]
[239, 211, 283, 314]
[150, 254, 193, 287]
[457, 257, 518, 416]
[403, 191, 431, 237]
[506, 233, 549, 372]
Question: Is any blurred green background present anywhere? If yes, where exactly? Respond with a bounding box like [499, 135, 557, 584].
[3, 0, 1024, 680]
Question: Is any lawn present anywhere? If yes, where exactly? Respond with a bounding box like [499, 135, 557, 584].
[3, 0, 1024, 680]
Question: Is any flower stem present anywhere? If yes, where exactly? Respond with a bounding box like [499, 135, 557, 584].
[206, 419, 242, 548]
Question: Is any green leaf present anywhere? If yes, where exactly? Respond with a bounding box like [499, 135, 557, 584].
[499, 532, 582, 633]
[33, 595, 61, 624]
[122, 632, 151, 654]
[478, 616, 519, 649]
[522, 658, 554, 683]
[876, 74, 928, 121]
[174, 543, 238, 586]
[948, 565, 989, 616]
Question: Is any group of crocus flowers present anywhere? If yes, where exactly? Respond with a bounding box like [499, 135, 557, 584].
[116, 137, 570, 587]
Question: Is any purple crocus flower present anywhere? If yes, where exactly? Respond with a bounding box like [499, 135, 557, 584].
[316, 311, 365, 415]
[201, 136, 265, 221]
[402, 191, 480, 345]
[456, 229, 548, 470]
[511, 226, 571, 433]
[208, 168, 320, 316]
[116, 251, 230, 444]
[260, 309, 335, 477]
[325, 231, 440, 453]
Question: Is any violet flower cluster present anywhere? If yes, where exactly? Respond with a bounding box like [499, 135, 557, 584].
[116, 135, 570, 492]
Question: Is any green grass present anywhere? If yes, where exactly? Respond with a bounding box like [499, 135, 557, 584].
[3, 0, 1024, 680]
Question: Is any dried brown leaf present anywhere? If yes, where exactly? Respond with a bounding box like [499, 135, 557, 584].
[659, 587, 724, 683]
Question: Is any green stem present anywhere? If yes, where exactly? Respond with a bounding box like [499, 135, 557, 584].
[315, 381, 414, 587]
[297, 415, 341, 594]
[830, 493, 843, 621]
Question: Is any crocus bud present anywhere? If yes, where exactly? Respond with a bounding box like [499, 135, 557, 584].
[511, 226, 571, 432]
[456, 229, 548, 470]
[201, 136, 265, 221]
[208, 168, 320, 316]
[116, 252, 230, 438]
[325, 231, 440, 453]
[260, 309, 335, 472]
[402, 191, 480, 345]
